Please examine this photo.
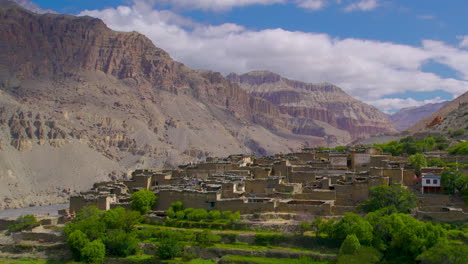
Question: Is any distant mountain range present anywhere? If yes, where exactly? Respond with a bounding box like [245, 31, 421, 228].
[0, 0, 394, 208]
[389, 102, 448, 131]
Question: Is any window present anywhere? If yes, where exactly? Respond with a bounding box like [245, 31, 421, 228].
[433, 180, 438, 184]
[426, 179, 430, 184]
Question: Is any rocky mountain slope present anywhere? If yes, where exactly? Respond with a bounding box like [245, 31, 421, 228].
[227, 71, 395, 145]
[406, 92, 468, 137]
[0, 0, 394, 209]
[389, 102, 448, 131]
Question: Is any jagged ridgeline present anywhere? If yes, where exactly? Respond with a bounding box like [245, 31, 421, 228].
[0, 0, 394, 209]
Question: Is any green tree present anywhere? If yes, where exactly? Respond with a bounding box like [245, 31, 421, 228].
[157, 238, 181, 260]
[427, 158, 445, 167]
[67, 230, 90, 261]
[81, 239, 106, 264]
[441, 167, 467, 194]
[409, 153, 427, 176]
[329, 213, 373, 245]
[130, 189, 157, 215]
[196, 230, 221, 247]
[300, 221, 310, 235]
[104, 229, 139, 257]
[64, 206, 106, 240]
[358, 185, 417, 214]
[310, 217, 324, 237]
[101, 207, 141, 233]
[449, 141, 468, 155]
[417, 242, 468, 264]
[339, 234, 361, 255]
[7, 215, 40, 233]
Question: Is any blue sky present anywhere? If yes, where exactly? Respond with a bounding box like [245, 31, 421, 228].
[16, 0, 468, 112]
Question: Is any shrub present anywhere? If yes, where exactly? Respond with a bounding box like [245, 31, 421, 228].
[417, 242, 468, 264]
[196, 230, 221, 247]
[339, 234, 361, 255]
[358, 185, 417, 214]
[67, 230, 90, 261]
[254, 234, 287, 246]
[337, 246, 382, 264]
[101, 207, 141, 233]
[186, 209, 209, 222]
[8, 215, 40, 233]
[104, 229, 139, 257]
[157, 238, 181, 260]
[130, 189, 157, 215]
[81, 239, 106, 264]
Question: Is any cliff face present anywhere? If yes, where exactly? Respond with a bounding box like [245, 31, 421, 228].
[227, 71, 396, 144]
[0, 1, 322, 209]
[406, 92, 468, 137]
[389, 102, 448, 131]
[0, 1, 395, 209]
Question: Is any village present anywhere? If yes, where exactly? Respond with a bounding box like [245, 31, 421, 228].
[1, 145, 467, 263]
[65, 146, 468, 223]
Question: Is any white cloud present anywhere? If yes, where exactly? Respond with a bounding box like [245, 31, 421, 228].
[344, 0, 378, 12]
[368, 97, 447, 114]
[12, 0, 57, 14]
[156, 0, 285, 11]
[79, 1, 468, 111]
[295, 0, 327, 11]
[458, 35, 468, 49]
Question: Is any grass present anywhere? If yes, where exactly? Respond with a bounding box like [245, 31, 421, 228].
[220, 255, 332, 264]
[211, 243, 337, 256]
[138, 224, 284, 235]
[0, 259, 79, 264]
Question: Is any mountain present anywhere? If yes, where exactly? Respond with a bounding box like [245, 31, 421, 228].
[406, 92, 468, 137]
[0, 1, 394, 209]
[389, 102, 448, 131]
[227, 71, 396, 145]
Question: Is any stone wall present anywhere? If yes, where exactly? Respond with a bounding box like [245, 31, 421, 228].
[12, 231, 64, 243]
[332, 205, 357, 215]
[334, 183, 370, 206]
[370, 168, 403, 184]
[214, 199, 276, 214]
[277, 200, 332, 215]
[0, 219, 15, 230]
[156, 190, 219, 211]
[293, 190, 336, 200]
[416, 210, 468, 223]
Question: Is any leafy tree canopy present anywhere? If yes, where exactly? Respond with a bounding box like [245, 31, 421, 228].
[130, 189, 157, 215]
[358, 185, 417, 214]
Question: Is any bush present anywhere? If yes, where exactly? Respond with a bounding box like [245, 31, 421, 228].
[101, 207, 141, 233]
[8, 215, 40, 233]
[67, 230, 90, 261]
[339, 234, 361, 255]
[130, 189, 157, 215]
[449, 142, 468, 155]
[358, 185, 417, 214]
[196, 230, 221, 247]
[186, 209, 209, 222]
[64, 206, 106, 241]
[337, 246, 382, 264]
[81, 239, 106, 264]
[254, 234, 287, 246]
[104, 229, 139, 257]
[417, 242, 468, 264]
[157, 238, 181, 260]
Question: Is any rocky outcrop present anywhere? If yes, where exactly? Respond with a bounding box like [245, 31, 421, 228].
[227, 71, 396, 142]
[389, 102, 447, 131]
[407, 92, 468, 136]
